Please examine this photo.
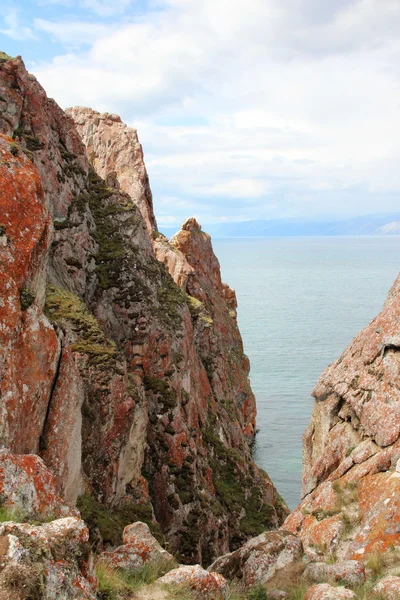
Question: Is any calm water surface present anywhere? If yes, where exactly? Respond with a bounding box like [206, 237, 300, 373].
[213, 237, 400, 510]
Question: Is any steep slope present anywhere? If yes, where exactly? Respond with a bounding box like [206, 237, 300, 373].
[0, 55, 286, 566]
[284, 274, 400, 561]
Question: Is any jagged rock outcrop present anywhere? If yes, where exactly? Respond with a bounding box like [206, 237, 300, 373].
[209, 530, 303, 588]
[284, 273, 400, 561]
[99, 521, 175, 571]
[0, 517, 97, 600]
[66, 106, 157, 235]
[0, 54, 286, 567]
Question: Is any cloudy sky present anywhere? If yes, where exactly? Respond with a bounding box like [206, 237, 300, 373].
[2, 0, 400, 228]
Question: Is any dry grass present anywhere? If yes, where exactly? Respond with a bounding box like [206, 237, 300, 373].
[96, 557, 177, 599]
[0, 563, 44, 600]
[365, 552, 385, 578]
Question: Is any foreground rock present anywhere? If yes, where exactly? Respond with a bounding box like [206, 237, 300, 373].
[99, 521, 175, 571]
[303, 560, 365, 587]
[285, 273, 400, 562]
[0, 448, 76, 520]
[0, 517, 96, 599]
[305, 584, 356, 600]
[373, 575, 400, 599]
[157, 564, 229, 599]
[209, 530, 302, 587]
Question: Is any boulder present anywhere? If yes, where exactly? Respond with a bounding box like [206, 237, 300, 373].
[0, 517, 96, 599]
[100, 521, 174, 572]
[305, 583, 356, 599]
[373, 575, 400, 599]
[0, 449, 76, 520]
[157, 564, 229, 599]
[209, 530, 302, 587]
[303, 560, 365, 587]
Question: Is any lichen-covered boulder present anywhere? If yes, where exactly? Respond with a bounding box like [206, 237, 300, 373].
[373, 575, 400, 599]
[305, 583, 356, 600]
[209, 530, 302, 587]
[303, 560, 365, 587]
[0, 449, 76, 520]
[100, 521, 174, 571]
[0, 517, 96, 599]
[157, 564, 229, 599]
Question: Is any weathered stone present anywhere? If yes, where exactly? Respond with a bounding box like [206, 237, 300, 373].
[373, 575, 400, 599]
[0, 517, 96, 600]
[0, 133, 59, 456]
[0, 449, 76, 519]
[303, 560, 365, 587]
[100, 522, 174, 571]
[305, 584, 356, 600]
[157, 564, 229, 599]
[287, 270, 400, 564]
[209, 530, 302, 587]
[66, 106, 157, 235]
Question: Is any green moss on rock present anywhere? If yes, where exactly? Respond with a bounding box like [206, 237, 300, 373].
[77, 494, 164, 546]
[0, 51, 12, 63]
[45, 284, 118, 367]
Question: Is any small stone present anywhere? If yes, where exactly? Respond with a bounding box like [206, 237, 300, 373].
[305, 583, 356, 599]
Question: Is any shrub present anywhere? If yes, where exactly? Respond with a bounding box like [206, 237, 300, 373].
[20, 287, 35, 310]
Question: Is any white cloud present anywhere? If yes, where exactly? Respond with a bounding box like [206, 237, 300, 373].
[33, 18, 110, 44]
[1, 10, 35, 41]
[31, 0, 400, 223]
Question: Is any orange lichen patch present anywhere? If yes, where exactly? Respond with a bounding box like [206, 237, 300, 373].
[0, 133, 58, 453]
[0, 134, 48, 290]
[283, 482, 338, 537]
[348, 471, 400, 559]
[166, 432, 187, 468]
[302, 514, 343, 553]
[101, 522, 173, 572]
[0, 449, 75, 518]
[158, 565, 229, 599]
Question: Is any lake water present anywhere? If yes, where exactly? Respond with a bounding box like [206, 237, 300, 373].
[213, 237, 400, 510]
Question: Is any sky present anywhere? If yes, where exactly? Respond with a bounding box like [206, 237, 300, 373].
[1, 0, 400, 229]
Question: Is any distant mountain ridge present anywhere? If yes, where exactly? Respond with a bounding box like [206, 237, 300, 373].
[160, 213, 400, 238]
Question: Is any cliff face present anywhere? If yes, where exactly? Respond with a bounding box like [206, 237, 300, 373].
[284, 275, 400, 561]
[0, 56, 286, 566]
[65, 106, 157, 236]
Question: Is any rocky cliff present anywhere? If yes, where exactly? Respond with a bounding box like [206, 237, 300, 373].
[284, 274, 400, 563]
[0, 54, 286, 573]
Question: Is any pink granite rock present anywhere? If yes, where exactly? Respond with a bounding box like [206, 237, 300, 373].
[209, 530, 302, 587]
[305, 584, 356, 600]
[373, 575, 400, 599]
[157, 564, 229, 599]
[0, 449, 76, 519]
[303, 560, 365, 587]
[100, 522, 174, 572]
